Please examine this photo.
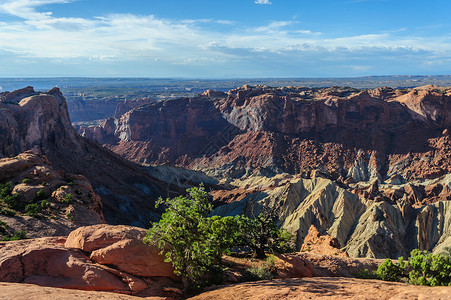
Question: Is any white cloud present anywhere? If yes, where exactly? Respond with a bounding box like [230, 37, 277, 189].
[0, 0, 450, 77]
[0, 0, 71, 20]
[255, 0, 272, 5]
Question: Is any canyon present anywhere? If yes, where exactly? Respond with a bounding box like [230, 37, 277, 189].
[0, 84, 450, 298]
[79, 84, 451, 258]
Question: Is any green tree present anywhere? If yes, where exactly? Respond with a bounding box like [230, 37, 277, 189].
[236, 206, 294, 259]
[144, 185, 295, 291]
[144, 185, 237, 290]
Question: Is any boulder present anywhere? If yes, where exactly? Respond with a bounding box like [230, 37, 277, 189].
[65, 224, 175, 278]
[0, 237, 128, 292]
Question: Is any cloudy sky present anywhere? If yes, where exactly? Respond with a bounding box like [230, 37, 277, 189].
[0, 0, 450, 77]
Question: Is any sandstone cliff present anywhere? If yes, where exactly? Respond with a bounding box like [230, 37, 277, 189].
[81, 85, 451, 183]
[0, 87, 182, 226]
[68, 96, 154, 122]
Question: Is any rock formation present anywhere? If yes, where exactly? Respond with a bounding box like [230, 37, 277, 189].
[213, 175, 451, 258]
[81, 85, 451, 183]
[0, 87, 185, 226]
[68, 96, 154, 123]
[300, 225, 348, 257]
[0, 151, 104, 239]
[0, 224, 178, 296]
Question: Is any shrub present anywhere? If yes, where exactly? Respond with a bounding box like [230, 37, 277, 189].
[0, 220, 7, 233]
[245, 255, 278, 281]
[357, 269, 380, 280]
[145, 185, 295, 291]
[0, 181, 25, 210]
[22, 178, 31, 184]
[0, 207, 15, 217]
[408, 249, 451, 286]
[25, 203, 40, 217]
[1, 230, 27, 241]
[375, 258, 406, 282]
[40, 200, 50, 209]
[36, 189, 47, 201]
[66, 212, 74, 221]
[366, 250, 451, 286]
[62, 194, 72, 204]
[3, 194, 23, 211]
[0, 182, 15, 201]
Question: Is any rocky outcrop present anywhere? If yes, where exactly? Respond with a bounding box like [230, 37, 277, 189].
[0, 87, 185, 226]
[301, 225, 348, 257]
[0, 237, 132, 292]
[0, 152, 104, 239]
[0, 225, 179, 297]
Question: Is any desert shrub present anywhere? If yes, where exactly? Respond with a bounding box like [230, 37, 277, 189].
[0, 182, 23, 210]
[0, 207, 15, 217]
[408, 249, 451, 286]
[36, 189, 47, 201]
[25, 203, 40, 217]
[0, 182, 13, 198]
[62, 194, 72, 204]
[22, 178, 31, 184]
[367, 250, 451, 286]
[40, 200, 50, 209]
[357, 269, 379, 280]
[0, 220, 7, 233]
[375, 258, 406, 282]
[244, 255, 278, 281]
[66, 211, 74, 221]
[145, 185, 295, 291]
[68, 181, 74, 186]
[1, 230, 27, 241]
[3, 194, 23, 210]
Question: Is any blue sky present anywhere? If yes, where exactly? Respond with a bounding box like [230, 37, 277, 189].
[0, 0, 450, 78]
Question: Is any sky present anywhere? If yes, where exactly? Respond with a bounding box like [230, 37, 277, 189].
[0, 0, 450, 78]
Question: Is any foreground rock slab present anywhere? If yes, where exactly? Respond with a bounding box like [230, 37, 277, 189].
[0, 282, 167, 300]
[1, 225, 179, 297]
[188, 277, 451, 300]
